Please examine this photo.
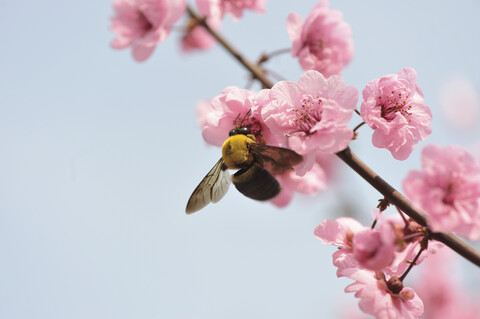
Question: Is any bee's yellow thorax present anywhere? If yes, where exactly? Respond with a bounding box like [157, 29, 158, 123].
[222, 134, 256, 169]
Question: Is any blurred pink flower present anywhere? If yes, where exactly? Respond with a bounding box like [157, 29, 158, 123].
[196, 0, 266, 21]
[286, 1, 354, 77]
[110, 0, 186, 62]
[314, 217, 366, 247]
[439, 76, 480, 130]
[181, 26, 215, 52]
[360, 67, 432, 160]
[261, 70, 358, 173]
[314, 217, 367, 278]
[270, 162, 326, 207]
[180, 17, 219, 52]
[196, 86, 268, 146]
[403, 144, 480, 240]
[346, 270, 424, 319]
[415, 248, 480, 319]
[352, 225, 396, 271]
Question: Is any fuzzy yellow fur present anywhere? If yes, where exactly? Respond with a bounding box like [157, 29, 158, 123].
[222, 134, 256, 169]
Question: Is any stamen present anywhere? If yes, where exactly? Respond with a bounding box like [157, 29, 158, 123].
[378, 89, 413, 122]
[289, 94, 323, 133]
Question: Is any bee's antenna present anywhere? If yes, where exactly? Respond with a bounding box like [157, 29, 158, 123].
[240, 109, 252, 127]
[233, 113, 241, 126]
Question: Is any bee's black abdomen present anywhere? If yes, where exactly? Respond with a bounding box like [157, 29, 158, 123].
[232, 164, 281, 201]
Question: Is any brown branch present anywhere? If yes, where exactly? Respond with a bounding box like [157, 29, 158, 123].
[186, 5, 273, 89]
[336, 147, 480, 267]
[186, 5, 480, 268]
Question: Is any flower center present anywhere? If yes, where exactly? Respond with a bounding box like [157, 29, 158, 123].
[306, 36, 325, 56]
[136, 10, 153, 34]
[442, 183, 455, 205]
[378, 89, 412, 122]
[290, 94, 323, 133]
[231, 113, 264, 142]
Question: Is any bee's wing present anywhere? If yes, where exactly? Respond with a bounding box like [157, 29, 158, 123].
[185, 158, 231, 214]
[249, 143, 303, 174]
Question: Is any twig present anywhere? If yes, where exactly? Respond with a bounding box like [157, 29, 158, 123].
[186, 6, 273, 89]
[262, 47, 291, 60]
[353, 121, 366, 133]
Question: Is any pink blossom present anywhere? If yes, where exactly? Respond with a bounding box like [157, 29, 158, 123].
[180, 25, 215, 53]
[346, 270, 424, 319]
[352, 224, 396, 271]
[360, 67, 432, 160]
[196, 86, 268, 147]
[286, 1, 354, 77]
[180, 17, 219, 52]
[403, 144, 480, 240]
[270, 162, 326, 207]
[314, 217, 366, 248]
[261, 70, 358, 172]
[314, 217, 367, 278]
[196, 0, 266, 21]
[110, 0, 186, 62]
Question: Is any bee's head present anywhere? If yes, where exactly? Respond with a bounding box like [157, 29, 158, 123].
[230, 109, 253, 136]
[229, 126, 251, 136]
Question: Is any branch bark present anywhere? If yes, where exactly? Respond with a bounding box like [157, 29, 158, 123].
[186, 5, 480, 268]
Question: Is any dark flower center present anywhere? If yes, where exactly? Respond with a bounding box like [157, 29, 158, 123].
[442, 183, 455, 205]
[136, 10, 153, 34]
[308, 38, 325, 56]
[378, 89, 412, 122]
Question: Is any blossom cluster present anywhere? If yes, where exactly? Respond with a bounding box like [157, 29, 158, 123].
[108, 1, 480, 318]
[314, 215, 442, 318]
[197, 70, 358, 206]
[109, 0, 355, 70]
[109, 0, 267, 60]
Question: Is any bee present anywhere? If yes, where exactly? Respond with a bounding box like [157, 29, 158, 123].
[185, 123, 303, 214]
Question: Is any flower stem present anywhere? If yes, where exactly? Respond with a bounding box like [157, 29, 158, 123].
[396, 207, 409, 227]
[399, 245, 425, 281]
[401, 232, 423, 242]
[263, 48, 291, 60]
[353, 121, 366, 133]
[186, 5, 480, 268]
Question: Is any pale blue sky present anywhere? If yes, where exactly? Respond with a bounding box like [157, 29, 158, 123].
[0, 1, 479, 318]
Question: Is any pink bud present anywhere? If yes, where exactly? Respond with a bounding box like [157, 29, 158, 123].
[353, 226, 395, 271]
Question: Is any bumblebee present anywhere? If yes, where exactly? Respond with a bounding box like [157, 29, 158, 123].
[185, 126, 303, 214]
